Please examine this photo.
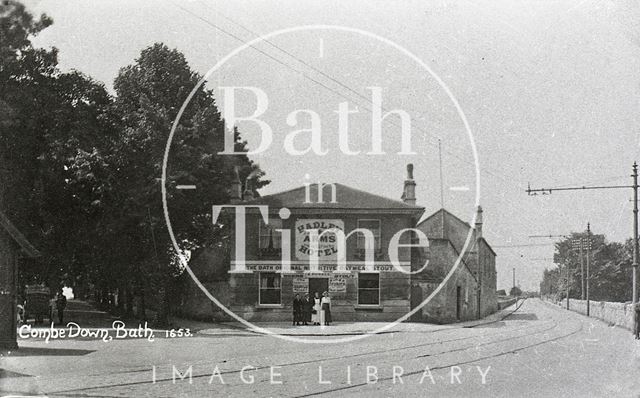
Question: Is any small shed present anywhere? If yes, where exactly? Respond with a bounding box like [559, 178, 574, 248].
[0, 211, 40, 349]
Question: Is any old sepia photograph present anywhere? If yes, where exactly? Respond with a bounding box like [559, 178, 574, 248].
[1, 0, 639, 396]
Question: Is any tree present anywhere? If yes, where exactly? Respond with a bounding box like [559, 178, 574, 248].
[540, 268, 561, 299]
[0, 0, 54, 228]
[543, 232, 634, 303]
[1, 1, 117, 293]
[2, 3, 269, 324]
[111, 43, 267, 324]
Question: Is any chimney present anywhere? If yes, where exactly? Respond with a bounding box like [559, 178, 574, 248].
[230, 166, 242, 204]
[243, 177, 255, 201]
[401, 163, 416, 205]
[475, 205, 483, 239]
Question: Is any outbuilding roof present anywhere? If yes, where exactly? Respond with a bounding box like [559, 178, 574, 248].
[418, 208, 496, 257]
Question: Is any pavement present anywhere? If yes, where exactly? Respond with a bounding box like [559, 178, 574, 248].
[192, 302, 522, 337]
[1, 298, 639, 397]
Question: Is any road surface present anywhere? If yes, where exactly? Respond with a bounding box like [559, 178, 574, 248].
[1, 298, 639, 397]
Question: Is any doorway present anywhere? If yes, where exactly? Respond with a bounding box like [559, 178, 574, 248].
[308, 278, 328, 297]
[456, 286, 462, 320]
[410, 284, 423, 322]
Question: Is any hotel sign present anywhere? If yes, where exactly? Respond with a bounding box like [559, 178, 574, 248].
[295, 219, 344, 260]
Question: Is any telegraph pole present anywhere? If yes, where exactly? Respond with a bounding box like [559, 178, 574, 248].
[571, 238, 586, 300]
[580, 242, 585, 300]
[586, 223, 591, 317]
[633, 162, 638, 337]
[566, 262, 570, 310]
[527, 162, 639, 336]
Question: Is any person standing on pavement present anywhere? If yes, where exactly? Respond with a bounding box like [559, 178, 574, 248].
[302, 293, 312, 325]
[16, 302, 25, 325]
[321, 291, 332, 326]
[312, 292, 321, 325]
[56, 291, 67, 325]
[292, 293, 303, 326]
[49, 293, 57, 325]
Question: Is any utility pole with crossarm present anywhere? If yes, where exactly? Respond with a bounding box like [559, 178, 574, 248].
[527, 162, 639, 337]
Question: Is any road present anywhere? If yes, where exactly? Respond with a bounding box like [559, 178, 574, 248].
[1, 299, 639, 397]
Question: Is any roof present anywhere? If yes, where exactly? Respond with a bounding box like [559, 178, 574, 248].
[420, 208, 472, 230]
[418, 208, 496, 257]
[0, 211, 40, 258]
[244, 183, 424, 214]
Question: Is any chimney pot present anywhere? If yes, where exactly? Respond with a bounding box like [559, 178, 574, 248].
[402, 163, 416, 205]
[475, 205, 483, 239]
[230, 166, 242, 203]
[243, 178, 255, 201]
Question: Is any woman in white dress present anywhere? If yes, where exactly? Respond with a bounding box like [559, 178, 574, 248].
[312, 292, 321, 325]
[321, 291, 332, 326]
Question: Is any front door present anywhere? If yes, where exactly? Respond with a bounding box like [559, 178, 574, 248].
[308, 278, 328, 297]
[410, 284, 423, 322]
[456, 286, 462, 320]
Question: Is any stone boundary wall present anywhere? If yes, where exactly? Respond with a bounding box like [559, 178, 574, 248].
[497, 297, 517, 310]
[547, 297, 634, 331]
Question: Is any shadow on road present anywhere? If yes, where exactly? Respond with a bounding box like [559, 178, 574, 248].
[2, 347, 95, 357]
[0, 368, 33, 378]
[471, 321, 507, 328]
[503, 313, 538, 321]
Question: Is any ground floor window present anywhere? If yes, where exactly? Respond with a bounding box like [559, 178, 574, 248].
[259, 273, 281, 305]
[358, 273, 380, 305]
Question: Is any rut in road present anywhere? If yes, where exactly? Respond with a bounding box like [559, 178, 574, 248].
[293, 322, 584, 397]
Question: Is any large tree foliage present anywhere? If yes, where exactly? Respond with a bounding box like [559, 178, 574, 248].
[0, 0, 54, 227]
[2, 3, 268, 324]
[1, 1, 116, 291]
[540, 233, 635, 303]
[112, 43, 266, 251]
[109, 43, 267, 322]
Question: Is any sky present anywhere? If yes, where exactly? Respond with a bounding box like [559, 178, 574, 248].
[24, 0, 640, 292]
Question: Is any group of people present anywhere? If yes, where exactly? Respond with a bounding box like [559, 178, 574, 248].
[293, 291, 332, 326]
[16, 290, 67, 325]
[49, 292, 67, 325]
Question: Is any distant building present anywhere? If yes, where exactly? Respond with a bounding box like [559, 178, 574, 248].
[0, 212, 40, 349]
[180, 165, 498, 324]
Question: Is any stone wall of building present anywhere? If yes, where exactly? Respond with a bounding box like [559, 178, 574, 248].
[178, 201, 499, 325]
[177, 242, 413, 323]
[412, 239, 479, 323]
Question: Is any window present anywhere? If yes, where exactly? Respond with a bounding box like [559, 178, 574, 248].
[356, 219, 381, 251]
[358, 273, 380, 305]
[259, 273, 281, 305]
[259, 219, 282, 250]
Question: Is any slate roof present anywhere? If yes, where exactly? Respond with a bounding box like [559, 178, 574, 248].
[244, 183, 424, 214]
[418, 208, 496, 256]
